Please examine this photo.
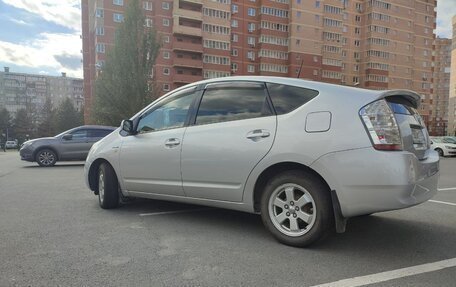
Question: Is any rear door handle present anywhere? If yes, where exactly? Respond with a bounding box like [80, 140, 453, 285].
[246, 129, 271, 140]
[165, 138, 180, 147]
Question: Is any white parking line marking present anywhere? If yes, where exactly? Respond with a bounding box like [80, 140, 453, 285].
[310, 258, 456, 287]
[139, 208, 211, 217]
[429, 200, 456, 206]
[438, 187, 456, 191]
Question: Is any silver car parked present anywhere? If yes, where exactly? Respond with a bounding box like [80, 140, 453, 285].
[20, 125, 116, 167]
[84, 76, 439, 246]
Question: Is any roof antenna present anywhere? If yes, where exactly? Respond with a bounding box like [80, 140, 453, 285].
[296, 58, 304, 78]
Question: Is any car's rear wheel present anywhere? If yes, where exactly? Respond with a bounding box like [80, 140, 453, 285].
[36, 149, 57, 167]
[260, 170, 333, 247]
[98, 163, 119, 209]
[435, 148, 444, 157]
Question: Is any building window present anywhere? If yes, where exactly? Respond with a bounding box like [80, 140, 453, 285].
[163, 35, 170, 43]
[247, 51, 255, 60]
[248, 65, 255, 73]
[248, 23, 255, 32]
[231, 49, 238, 56]
[95, 27, 104, 36]
[113, 13, 124, 22]
[96, 43, 105, 53]
[162, 2, 170, 10]
[143, 1, 153, 10]
[313, 70, 318, 76]
[113, 0, 123, 6]
[163, 68, 170, 75]
[231, 63, 238, 72]
[313, 56, 318, 62]
[163, 51, 170, 59]
[315, 1, 320, 8]
[232, 4, 238, 13]
[231, 19, 238, 27]
[96, 8, 104, 18]
[163, 18, 170, 26]
[247, 36, 255, 46]
[248, 8, 256, 16]
[163, 84, 170, 91]
[145, 18, 153, 27]
[232, 34, 238, 42]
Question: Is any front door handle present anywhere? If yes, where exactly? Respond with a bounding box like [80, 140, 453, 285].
[246, 129, 271, 140]
[165, 138, 180, 147]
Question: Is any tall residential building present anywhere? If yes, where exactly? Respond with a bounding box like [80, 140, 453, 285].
[449, 16, 456, 136]
[82, 0, 436, 125]
[0, 68, 84, 117]
[430, 37, 451, 136]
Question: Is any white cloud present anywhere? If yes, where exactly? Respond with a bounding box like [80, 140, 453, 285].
[0, 32, 82, 78]
[436, 0, 456, 38]
[2, 0, 81, 32]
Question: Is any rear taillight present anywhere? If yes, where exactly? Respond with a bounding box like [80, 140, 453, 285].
[359, 99, 403, 151]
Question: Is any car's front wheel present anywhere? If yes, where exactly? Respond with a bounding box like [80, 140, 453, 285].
[36, 149, 57, 167]
[260, 170, 333, 247]
[98, 163, 119, 209]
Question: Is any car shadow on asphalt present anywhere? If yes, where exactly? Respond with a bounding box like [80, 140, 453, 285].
[22, 163, 85, 168]
[115, 199, 456, 258]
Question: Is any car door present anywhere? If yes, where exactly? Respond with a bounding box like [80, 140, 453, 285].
[119, 87, 199, 196]
[181, 81, 277, 202]
[60, 129, 92, 160]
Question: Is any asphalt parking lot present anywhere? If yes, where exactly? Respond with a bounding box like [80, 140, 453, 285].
[0, 151, 455, 287]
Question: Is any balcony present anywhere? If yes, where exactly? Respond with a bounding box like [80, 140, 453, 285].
[181, 0, 202, 4]
[174, 0, 202, 20]
[173, 21, 202, 37]
[173, 41, 203, 53]
[173, 74, 202, 84]
[173, 57, 203, 68]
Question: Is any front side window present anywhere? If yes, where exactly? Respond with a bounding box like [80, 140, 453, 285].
[137, 88, 198, 133]
[195, 83, 272, 125]
[266, 83, 319, 115]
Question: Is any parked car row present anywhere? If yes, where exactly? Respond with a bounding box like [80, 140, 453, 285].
[17, 76, 442, 247]
[430, 136, 456, 157]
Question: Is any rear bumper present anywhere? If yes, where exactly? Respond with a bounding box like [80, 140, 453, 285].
[311, 147, 439, 218]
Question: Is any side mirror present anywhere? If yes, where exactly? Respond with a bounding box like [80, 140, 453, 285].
[62, 134, 73, 141]
[121, 119, 135, 135]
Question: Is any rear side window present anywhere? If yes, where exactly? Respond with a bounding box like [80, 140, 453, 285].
[196, 83, 272, 125]
[266, 83, 319, 115]
[89, 129, 113, 138]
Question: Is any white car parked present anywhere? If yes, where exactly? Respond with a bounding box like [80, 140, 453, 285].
[430, 137, 456, 157]
[5, 141, 17, 149]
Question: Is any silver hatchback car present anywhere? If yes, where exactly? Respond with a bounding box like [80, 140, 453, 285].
[84, 76, 439, 246]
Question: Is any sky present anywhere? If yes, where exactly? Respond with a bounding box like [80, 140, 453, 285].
[0, 0, 455, 79]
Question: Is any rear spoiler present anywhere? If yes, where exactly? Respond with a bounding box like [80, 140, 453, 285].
[377, 90, 421, 109]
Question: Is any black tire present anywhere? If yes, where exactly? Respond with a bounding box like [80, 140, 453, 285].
[35, 149, 57, 167]
[98, 163, 119, 209]
[260, 170, 333, 247]
[435, 148, 444, 157]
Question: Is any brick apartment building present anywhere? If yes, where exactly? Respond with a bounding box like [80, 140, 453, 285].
[449, 16, 456, 136]
[430, 37, 451, 136]
[82, 0, 437, 125]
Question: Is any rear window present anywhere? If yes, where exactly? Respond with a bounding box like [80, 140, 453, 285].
[88, 129, 113, 138]
[266, 83, 319, 115]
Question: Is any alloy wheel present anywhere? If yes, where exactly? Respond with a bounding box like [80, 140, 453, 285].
[268, 183, 317, 237]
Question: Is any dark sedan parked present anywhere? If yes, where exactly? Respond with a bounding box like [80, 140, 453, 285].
[20, 125, 116, 167]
